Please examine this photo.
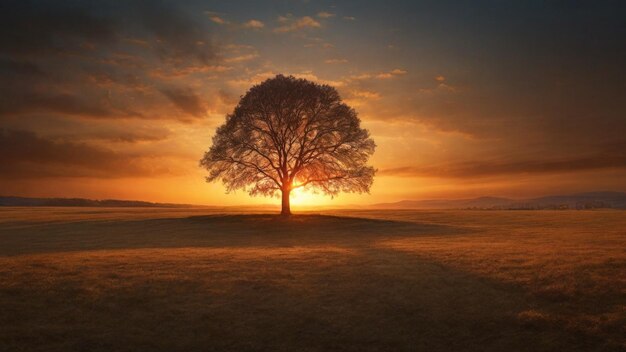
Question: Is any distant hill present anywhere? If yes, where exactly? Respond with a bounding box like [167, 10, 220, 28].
[0, 196, 192, 208]
[372, 192, 626, 210]
[3, 192, 626, 210]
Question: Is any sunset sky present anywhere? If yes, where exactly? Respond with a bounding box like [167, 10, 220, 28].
[1, 0, 625, 207]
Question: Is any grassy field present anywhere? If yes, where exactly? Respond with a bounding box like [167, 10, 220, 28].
[0, 207, 624, 351]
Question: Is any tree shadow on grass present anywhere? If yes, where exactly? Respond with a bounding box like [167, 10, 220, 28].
[0, 214, 466, 256]
[185, 213, 458, 236]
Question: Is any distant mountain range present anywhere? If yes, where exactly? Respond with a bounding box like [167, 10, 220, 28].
[0, 196, 191, 208]
[371, 192, 626, 210]
[1, 191, 626, 210]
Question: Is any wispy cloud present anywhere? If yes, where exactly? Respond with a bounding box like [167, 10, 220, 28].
[291, 71, 344, 87]
[377, 69, 408, 79]
[159, 87, 206, 117]
[243, 19, 264, 29]
[348, 69, 408, 81]
[317, 12, 335, 19]
[324, 58, 348, 64]
[150, 65, 232, 79]
[229, 71, 344, 89]
[379, 153, 626, 178]
[304, 37, 334, 49]
[0, 129, 173, 178]
[208, 15, 228, 24]
[274, 16, 321, 33]
[351, 90, 381, 100]
[224, 53, 259, 63]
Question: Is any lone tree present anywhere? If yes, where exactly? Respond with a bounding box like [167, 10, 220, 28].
[200, 75, 376, 215]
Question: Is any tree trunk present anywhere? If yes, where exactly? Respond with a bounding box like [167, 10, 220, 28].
[281, 188, 291, 216]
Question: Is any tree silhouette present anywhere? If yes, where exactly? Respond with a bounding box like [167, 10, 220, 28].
[200, 75, 376, 215]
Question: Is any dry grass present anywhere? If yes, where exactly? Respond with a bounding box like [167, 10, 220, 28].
[0, 207, 624, 351]
[369, 210, 626, 348]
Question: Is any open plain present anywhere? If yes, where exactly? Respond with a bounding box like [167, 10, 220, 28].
[0, 207, 624, 351]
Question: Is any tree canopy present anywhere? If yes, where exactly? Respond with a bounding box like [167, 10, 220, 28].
[200, 75, 376, 215]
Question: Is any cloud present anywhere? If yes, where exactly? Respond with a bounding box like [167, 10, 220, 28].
[65, 129, 170, 144]
[343, 16, 356, 21]
[0, 58, 146, 119]
[0, 1, 223, 124]
[0, 2, 116, 57]
[324, 58, 348, 64]
[274, 16, 321, 33]
[317, 12, 335, 18]
[379, 153, 626, 178]
[343, 89, 382, 108]
[0, 92, 138, 119]
[159, 88, 207, 117]
[243, 19, 265, 29]
[291, 72, 344, 87]
[377, 69, 408, 79]
[221, 43, 259, 63]
[227, 71, 279, 88]
[208, 15, 228, 25]
[150, 65, 232, 79]
[0, 2, 218, 66]
[391, 69, 408, 75]
[0, 129, 169, 178]
[0, 113, 174, 146]
[1, 58, 46, 77]
[228, 71, 344, 90]
[417, 81, 458, 95]
[304, 37, 334, 49]
[138, 3, 218, 66]
[0, 58, 141, 118]
[350, 90, 381, 100]
[224, 53, 259, 63]
[348, 69, 408, 81]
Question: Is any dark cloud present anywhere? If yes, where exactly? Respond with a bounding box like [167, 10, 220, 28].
[380, 152, 626, 179]
[0, 91, 136, 119]
[50, 127, 171, 144]
[0, 58, 46, 77]
[0, 0, 217, 63]
[0, 129, 170, 178]
[160, 87, 207, 117]
[0, 0, 218, 122]
[354, 0, 626, 156]
[77, 131, 170, 144]
[0, 115, 172, 144]
[0, 0, 116, 56]
[0, 61, 81, 116]
[136, 2, 218, 66]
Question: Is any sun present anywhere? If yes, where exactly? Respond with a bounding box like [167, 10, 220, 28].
[290, 187, 328, 207]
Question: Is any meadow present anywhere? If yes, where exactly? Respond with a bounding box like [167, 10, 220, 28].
[0, 207, 624, 351]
